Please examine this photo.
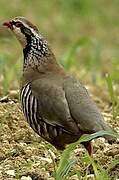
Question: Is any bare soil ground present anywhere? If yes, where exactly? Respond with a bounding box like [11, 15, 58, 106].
[0, 89, 119, 180]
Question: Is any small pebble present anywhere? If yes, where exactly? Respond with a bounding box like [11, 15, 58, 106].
[48, 149, 56, 159]
[39, 157, 52, 163]
[6, 170, 15, 176]
[9, 90, 19, 99]
[21, 176, 32, 180]
[86, 174, 95, 180]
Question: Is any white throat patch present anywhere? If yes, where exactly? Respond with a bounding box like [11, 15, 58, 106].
[13, 26, 27, 48]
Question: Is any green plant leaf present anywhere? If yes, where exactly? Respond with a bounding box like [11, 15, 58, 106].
[55, 131, 119, 179]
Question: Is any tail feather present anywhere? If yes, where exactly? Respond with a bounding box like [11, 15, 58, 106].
[103, 123, 117, 143]
[104, 134, 117, 144]
[104, 127, 117, 144]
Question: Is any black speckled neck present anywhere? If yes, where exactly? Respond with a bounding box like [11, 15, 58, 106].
[23, 33, 49, 69]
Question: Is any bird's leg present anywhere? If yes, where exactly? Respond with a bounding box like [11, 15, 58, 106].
[82, 141, 93, 156]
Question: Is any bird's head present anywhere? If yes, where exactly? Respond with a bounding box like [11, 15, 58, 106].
[3, 17, 39, 48]
[3, 17, 56, 70]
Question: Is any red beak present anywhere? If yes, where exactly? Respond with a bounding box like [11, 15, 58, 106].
[3, 21, 13, 29]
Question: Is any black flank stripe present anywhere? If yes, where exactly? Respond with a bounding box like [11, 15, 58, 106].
[27, 89, 32, 127]
[29, 94, 36, 131]
[20, 86, 27, 110]
[24, 84, 31, 124]
[40, 121, 45, 136]
[32, 96, 38, 131]
[21, 84, 30, 118]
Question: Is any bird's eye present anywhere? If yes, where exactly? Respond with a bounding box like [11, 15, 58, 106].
[15, 22, 22, 27]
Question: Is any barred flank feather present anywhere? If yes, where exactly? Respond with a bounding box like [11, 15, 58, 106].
[20, 83, 37, 131]
[20, 83, 65, 142]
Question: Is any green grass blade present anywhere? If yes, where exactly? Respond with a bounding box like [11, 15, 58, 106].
[55, 131, 119, 179]
[106, 74, 115, 104]
[106, 74, 115, 119]
[55, 144, 77, 179]
[61, 37, 90, 70]
[55, 158, 76, 180]
[113, 103, 119, 119]
[106, 73, 119, 119]
[76, 171, 81, 180]
[79, 130, 119, 143]
[107, 159, 119, 172]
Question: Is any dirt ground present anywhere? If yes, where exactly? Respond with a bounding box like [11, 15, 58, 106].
[0, 89, 119, 180]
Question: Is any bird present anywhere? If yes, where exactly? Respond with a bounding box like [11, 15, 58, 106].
[3, 17, 116, 156]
